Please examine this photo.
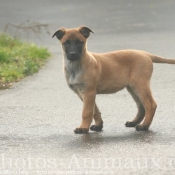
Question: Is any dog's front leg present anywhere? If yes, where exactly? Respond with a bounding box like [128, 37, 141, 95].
[74, 89, 96, 134]
[90, 104, 103, 132]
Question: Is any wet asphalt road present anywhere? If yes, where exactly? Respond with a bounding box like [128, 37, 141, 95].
[0, 0, 175, 174]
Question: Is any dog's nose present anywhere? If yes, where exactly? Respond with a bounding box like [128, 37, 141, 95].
[70, 52, 77, 57]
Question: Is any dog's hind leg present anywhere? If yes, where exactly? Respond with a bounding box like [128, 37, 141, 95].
[125, 86, 145, 127]
[90, 104, 103, 132]
[131, 82, 157, 131]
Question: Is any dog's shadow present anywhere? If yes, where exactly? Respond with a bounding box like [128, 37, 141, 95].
[66, 130, 160, 149]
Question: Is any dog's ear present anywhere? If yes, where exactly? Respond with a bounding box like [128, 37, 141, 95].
[52, 28, 66, 40]
[79, 26, 94, 38]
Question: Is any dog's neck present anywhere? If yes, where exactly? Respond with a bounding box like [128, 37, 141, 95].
[63, 52, 84, 84]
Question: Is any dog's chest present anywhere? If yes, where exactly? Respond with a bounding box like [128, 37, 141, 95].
[64, 61, 84, 92]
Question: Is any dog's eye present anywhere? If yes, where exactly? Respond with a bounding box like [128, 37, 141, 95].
[64, 40, 70, 47]
[76, 40, 83, 46]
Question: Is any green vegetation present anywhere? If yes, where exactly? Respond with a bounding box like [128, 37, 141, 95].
[0, 34, 50, 89]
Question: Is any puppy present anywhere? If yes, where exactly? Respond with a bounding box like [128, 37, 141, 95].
[52, 26, 175, 134]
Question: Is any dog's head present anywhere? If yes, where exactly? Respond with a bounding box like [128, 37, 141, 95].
[52, 26, 93, 61]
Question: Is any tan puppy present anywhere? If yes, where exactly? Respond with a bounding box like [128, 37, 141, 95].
[52, 26, 175, 134]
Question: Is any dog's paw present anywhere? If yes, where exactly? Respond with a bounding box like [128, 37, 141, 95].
[74, 128, 89, 134]
[125, 121, 137, 127]
[135, 124, 148, 131]
[90, 123, 103, 132]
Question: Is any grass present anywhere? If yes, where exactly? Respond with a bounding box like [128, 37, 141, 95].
[0, 34, 50, 89]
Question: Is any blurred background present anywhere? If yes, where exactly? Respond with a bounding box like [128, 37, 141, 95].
[1, 0, 175, 53]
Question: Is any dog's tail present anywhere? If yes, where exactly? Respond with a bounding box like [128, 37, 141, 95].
[149, 54, 175, 64]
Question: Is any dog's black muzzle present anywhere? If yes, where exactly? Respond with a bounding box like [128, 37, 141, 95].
[67, 51, 81, 61]
[63, 40, 83, 61]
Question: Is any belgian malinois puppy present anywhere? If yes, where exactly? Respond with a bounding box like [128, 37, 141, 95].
[52, 26, 175, 134]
